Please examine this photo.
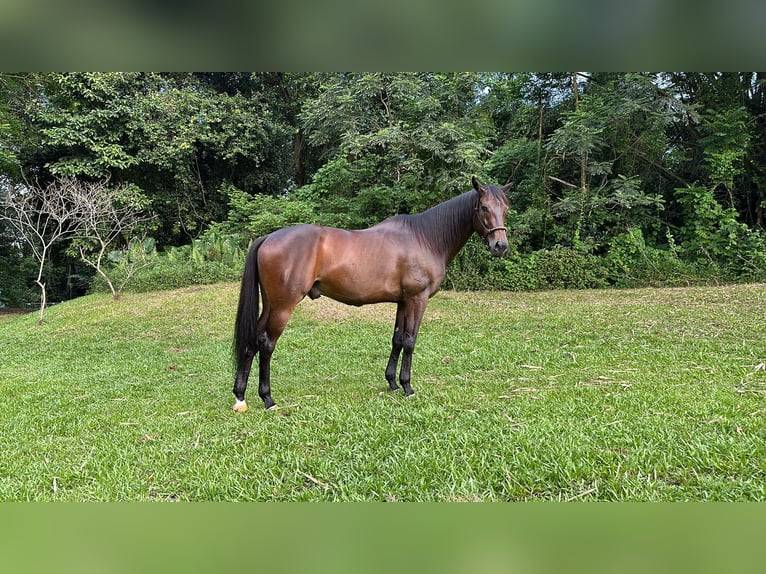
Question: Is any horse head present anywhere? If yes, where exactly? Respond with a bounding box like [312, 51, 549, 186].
[472, 176, 511, 257]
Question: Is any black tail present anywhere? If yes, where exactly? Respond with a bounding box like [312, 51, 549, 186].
[234, 236, 267, 375]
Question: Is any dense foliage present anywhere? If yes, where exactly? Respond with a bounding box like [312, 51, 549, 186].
[2, 72, 766, 306]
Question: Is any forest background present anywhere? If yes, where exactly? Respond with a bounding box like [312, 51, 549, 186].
[2, 72, 766, 308]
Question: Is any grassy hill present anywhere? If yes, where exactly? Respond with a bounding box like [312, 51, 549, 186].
[1, 283, 765, 500]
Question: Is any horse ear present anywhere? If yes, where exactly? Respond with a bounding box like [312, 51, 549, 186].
[500, 181, 514, 195]
[472, 176, 483, 193]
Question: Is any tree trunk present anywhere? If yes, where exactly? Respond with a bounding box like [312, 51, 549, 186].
[35, 248, 47, 324]
[537, 92, 544, 167]
[571, 73, 587, 192]
[571, 73, 587, 247]
[99, 268, 117, 299]
[294, 128, 305, 187]
[36, 280, 46, 324]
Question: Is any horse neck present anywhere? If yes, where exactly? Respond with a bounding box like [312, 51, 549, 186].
[412, 190, 476, 265]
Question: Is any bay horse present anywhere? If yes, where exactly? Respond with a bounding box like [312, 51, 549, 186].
[232, 176, 510, 411]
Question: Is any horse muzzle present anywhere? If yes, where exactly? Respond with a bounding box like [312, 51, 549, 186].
[489, 236, 509, 257]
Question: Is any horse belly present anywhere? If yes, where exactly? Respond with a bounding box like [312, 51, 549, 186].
[315, 231, 404, 305]
[316, 258, 401, 305]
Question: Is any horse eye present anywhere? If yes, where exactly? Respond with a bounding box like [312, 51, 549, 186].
[481, 206, 489, 213]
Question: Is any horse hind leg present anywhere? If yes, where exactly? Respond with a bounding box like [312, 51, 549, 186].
[233, 312, 270, 413]
[257, 306, 295, 410]
[233, 352, 255, 412]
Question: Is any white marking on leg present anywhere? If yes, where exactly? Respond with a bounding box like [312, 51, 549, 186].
[233, 399, 248, 413]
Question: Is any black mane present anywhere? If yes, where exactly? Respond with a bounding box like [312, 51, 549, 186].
[375, 184, 507, 264]
[403, 190, 477, 259]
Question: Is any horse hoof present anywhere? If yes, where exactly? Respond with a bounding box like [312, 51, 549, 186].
[233, 400, 248, 413]
[266, 404, 277, 411]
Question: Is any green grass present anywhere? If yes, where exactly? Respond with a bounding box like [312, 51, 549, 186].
[1, 283, 765, 501]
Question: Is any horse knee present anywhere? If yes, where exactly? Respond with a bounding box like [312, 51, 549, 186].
[391, 331, 404, 351]
[402, 333, 416, 354]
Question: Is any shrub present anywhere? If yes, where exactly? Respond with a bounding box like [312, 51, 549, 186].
[91, 231, 246, 294]
[444, 236, 508, 290]
[516, 246, 609, 290]
[675, 185, 766, 282]
[446, 240, 610, 291]
[605, 228, 704, 287]
[93, 258, 245, 294]
[219, 184, 324, 237]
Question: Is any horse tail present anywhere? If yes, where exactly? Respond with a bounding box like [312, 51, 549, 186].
[234, 235, 268, 374]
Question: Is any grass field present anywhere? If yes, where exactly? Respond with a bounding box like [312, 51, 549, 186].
[0, 283, 764, 501]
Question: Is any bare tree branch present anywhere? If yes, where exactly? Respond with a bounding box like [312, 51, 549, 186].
[0, 177, 87, 322]
[1, 175, 154, 319]
[69, 179, 154, 299]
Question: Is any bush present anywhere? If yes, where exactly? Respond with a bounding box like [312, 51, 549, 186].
[90, 231, 246, 294]
[444, 235, 508, 290]
[675, 185, 766, 282]
[219, 184, 325, 237]
[92, 258, 245, 294]
[604, 228, 705, 287]
[445, 239, 610, 291]
[505, 247, 609, 291]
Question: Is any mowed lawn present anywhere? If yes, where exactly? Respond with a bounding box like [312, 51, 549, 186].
[0, 283, 764, 501]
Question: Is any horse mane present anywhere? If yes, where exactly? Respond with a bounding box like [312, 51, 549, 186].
[403, 190, 476, 256]
[379, 184, 507, 261]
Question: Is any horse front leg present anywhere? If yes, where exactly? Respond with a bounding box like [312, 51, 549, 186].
[398, 297, 428, 397]
[385, 303, 406, 391]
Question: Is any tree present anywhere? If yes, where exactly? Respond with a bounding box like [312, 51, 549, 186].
[0, 73, 41, 180]
[4, 72, 766, 296]
[664, 73, 765, 228]
[30, 73, 296, 246]
[69, 180, 153, 299]
[298, 73, 491, 227]
[0, 177, 86, 323]
[484, 73, 688, 252]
